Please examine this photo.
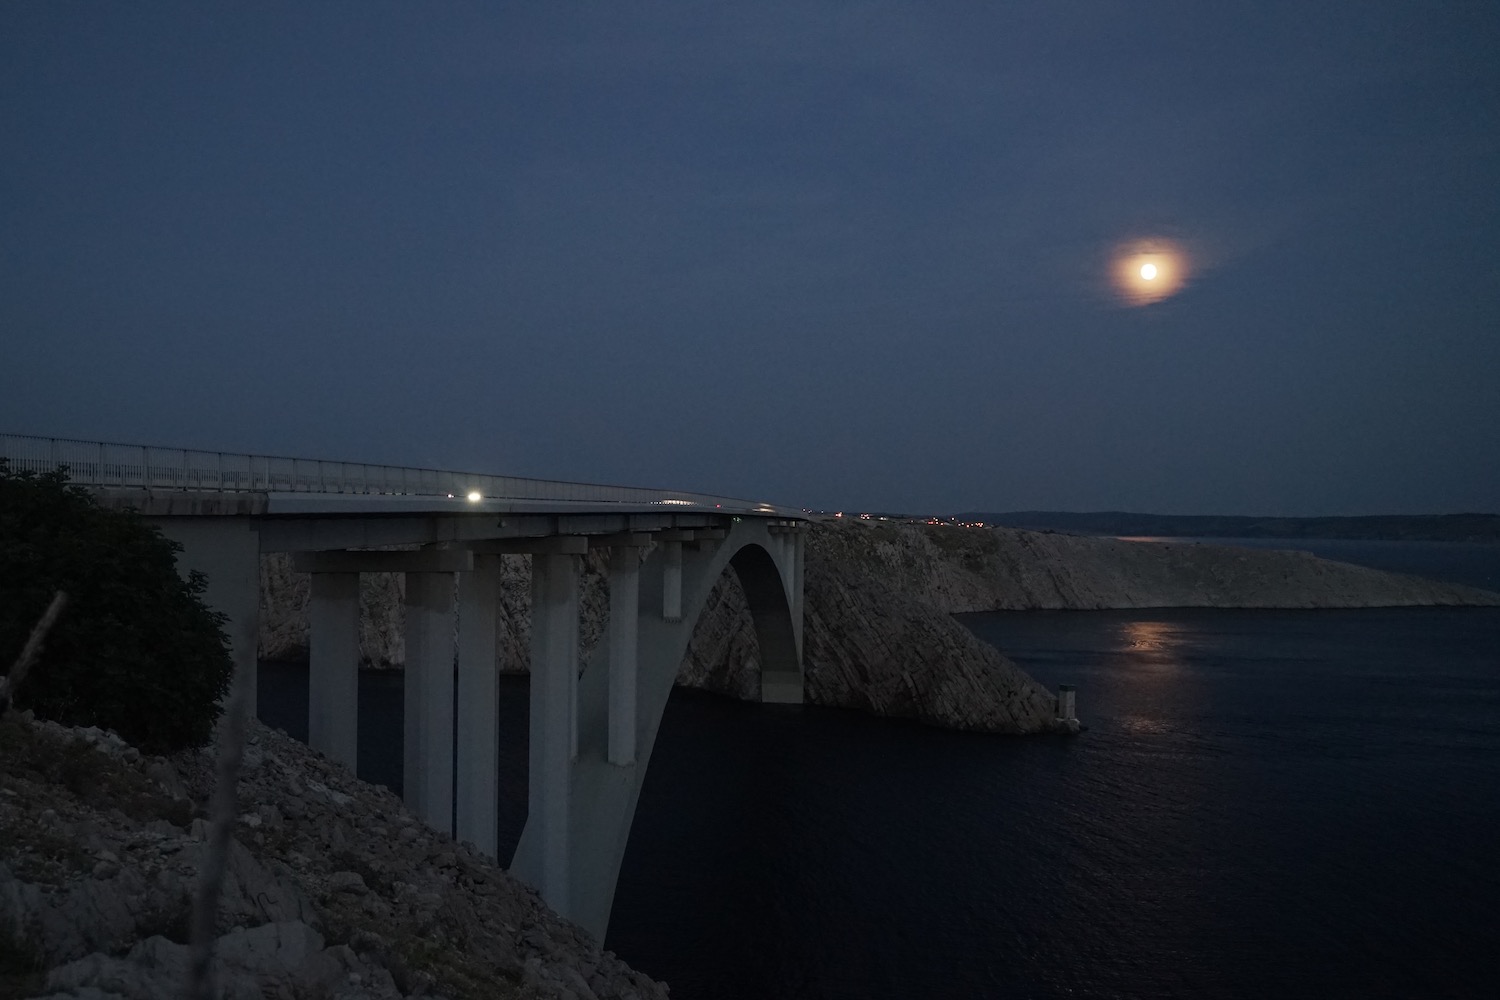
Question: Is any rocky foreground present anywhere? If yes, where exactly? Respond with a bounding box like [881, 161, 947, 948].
[258, 520, 1499, 737]
[0, 710, 668, 1000]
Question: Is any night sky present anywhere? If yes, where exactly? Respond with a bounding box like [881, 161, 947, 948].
[3, 2, 1497, 515]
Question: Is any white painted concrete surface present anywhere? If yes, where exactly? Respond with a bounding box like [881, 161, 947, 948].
[456, 555, 500, 859]
[309, 572, 359, 770]
[404, 571, 455, 833]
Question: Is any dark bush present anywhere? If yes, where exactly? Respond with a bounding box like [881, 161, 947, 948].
[0, 461, 232, 752]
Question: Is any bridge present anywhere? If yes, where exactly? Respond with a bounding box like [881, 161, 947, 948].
[1, 433, 809, 938]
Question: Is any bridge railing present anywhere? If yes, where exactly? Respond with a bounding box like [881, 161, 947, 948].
[0, 433, 783, 511]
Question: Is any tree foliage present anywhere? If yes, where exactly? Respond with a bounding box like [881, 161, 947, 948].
[0, 461, 233, 752]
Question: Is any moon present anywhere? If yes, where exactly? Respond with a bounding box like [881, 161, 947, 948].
[1111, 238, 1190, 306]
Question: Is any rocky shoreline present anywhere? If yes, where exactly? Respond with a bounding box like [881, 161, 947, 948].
[0, 709, 669, 1000]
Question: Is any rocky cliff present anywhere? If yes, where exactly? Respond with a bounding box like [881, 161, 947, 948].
[0, 710, 668, 1000]
[667, 547, 1065, 733]
[257, 521, 1499, 737]
[812, 519, 1500, 612]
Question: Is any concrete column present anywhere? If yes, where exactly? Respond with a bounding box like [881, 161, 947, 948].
[791, 530, 806, 655]
[1057, 684, 1077, 722]
[153, 519, 261, 711]
[404, 571, 455, 833]
[456, 555, 500, 858]
[530, 551, 581, 910]
[607, 546, 641, 766]
[662, 541, 683, 622]
[308, 572, 360, 770]
[767, 527, 791, 591]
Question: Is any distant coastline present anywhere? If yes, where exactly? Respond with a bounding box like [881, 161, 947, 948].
[957, 510, 1500, 543]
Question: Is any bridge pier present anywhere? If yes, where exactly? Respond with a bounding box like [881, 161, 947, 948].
[404, 571, 455, 833]
[661, 538, 684, 622]
[605, 539, 644, 766]
[456, 554, 501, 858]
[528, 546, 583, 910]
[791, 528, 806, 656]
[308, 571, 360, 770]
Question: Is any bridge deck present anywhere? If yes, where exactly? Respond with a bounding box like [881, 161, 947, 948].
[1, 432, 802, 519]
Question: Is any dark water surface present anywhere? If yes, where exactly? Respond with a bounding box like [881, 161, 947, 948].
[259, 541, 1500, 999]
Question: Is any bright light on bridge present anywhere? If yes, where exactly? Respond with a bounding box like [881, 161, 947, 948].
[466, 490, 482, 502]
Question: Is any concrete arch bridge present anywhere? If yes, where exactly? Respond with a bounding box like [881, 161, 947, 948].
[0, 433, 809, 939]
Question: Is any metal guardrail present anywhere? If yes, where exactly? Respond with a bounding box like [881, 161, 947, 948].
[0, 432, 786, 513]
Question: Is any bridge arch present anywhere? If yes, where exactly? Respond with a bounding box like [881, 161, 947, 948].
[708, 540, 802, 698]
[510, 517, 806, 938]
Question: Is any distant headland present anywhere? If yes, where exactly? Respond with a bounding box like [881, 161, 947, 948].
[954, 511, 1500, 543]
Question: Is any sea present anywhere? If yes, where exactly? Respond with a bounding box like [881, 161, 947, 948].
[258, 538, 1500, 1000]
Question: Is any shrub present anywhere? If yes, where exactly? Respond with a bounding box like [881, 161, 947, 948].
[0, 461, 232, 753]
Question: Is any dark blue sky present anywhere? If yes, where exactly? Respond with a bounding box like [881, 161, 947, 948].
[3, 2, 1497, 515]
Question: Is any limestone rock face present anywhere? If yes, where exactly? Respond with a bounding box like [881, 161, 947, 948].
[673, 571, 762, 702]
[259, 553, 410, 668]
[41, 921, 365, 1000]
[814, 520, 1500, 611]
[798, 540, 1059, 732]
[0, 711, 670, 1000]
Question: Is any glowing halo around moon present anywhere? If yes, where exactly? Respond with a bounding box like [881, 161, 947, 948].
[1112, 238, 1189, 306]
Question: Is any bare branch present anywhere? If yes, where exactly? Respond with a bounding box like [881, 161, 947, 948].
[183, 674, 252, 1000]
[0, 590, 68, 716]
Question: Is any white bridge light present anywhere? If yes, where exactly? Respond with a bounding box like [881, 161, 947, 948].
[466, 490, 483, 502]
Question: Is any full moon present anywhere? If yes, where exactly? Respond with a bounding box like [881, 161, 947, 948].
[1111, 238, 1190, 306]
